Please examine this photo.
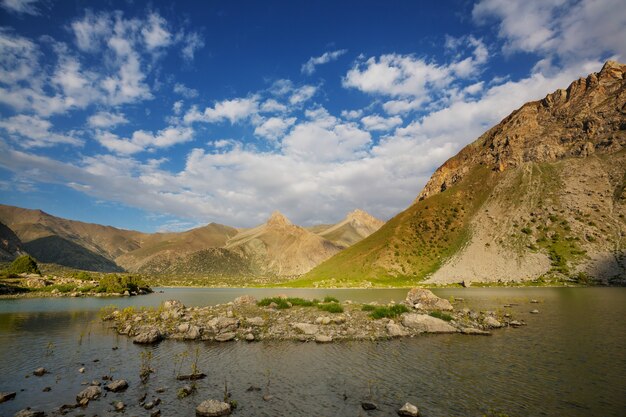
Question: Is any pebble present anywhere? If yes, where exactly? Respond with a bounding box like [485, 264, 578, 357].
[78, 367, 85, 373]
[33, 367, 47, 377]
[530, 309, 540, 314]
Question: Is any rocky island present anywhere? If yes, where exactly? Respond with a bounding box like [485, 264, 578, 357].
[102, 289, 527, 344]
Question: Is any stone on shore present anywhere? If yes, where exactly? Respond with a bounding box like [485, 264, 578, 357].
[76, 385, 101, 402]
[13, 408, 45, 417]
[293, 323, 319, 335]
[246, 317, 265, 326]
[105, 379, 128, 392]
[233, 295, 257, 305]
[215, 332, 236, 342]
[0, 391, 16, 403]
[133, 327, 162, 344]
[401, 314, 456, 333]
[386, 322, 407, 337]
[195, 399, 231, 416]
[398, 402, 419, 416]
[405, 288, 453, 311]
[315, 334, 333, 343]
[483, 316, 502, 329]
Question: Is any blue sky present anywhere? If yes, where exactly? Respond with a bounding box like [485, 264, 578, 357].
[0, 0, 624, 232]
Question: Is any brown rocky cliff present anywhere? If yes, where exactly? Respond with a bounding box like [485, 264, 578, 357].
[417, 60, 626, 201]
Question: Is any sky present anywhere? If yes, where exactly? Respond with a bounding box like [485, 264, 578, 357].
[0, 0, 624, 232]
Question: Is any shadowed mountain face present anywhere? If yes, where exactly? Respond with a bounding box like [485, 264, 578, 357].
[0, 204, 383, 276]
[303, 61, 626, 286]
[0, 222, 25, 261]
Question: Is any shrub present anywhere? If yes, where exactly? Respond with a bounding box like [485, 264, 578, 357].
[8, 255, 40, 275]
[317, 303, 344, 313]
[73, 271, 93, 281]
[429, 311, 453, 321]
[96, 274, 146, 294]
[323, 296, 339, 303]
[369, 304, 409, 319]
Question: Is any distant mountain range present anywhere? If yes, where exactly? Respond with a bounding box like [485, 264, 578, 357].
[0, 204, 383, 277]
[301, 60, 626, 286]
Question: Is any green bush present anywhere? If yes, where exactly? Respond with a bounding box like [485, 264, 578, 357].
[323, 296, 339, 303]
[429, 310, 453, 321]
[369, 304, 409, 319]
[7, 255, 40, 275]
[96, 274, 147, 294]
[73, 271, 93, 281]
[317, 303, 343, 313]
[361, 304, 376, 312]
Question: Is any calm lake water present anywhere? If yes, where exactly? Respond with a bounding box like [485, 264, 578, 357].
[0, 287, 625, 417]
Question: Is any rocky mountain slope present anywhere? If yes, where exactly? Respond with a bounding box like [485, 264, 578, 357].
[301, 60, 626, 286]
[0, 221, 26, 261]
[0, 204, 383, 276]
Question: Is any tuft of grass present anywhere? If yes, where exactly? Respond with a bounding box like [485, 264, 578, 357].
[323, 296, 339, 303]
[429, 310, 453, 321]
[369, 304, 409, 319]
[317, 303, 344, 313]
[257, 297, 318, 309]
[361, 304, 376, 312]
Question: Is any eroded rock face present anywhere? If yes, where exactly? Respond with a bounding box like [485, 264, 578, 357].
[405, 288, 453, 311]
[401, 314, 457, 333]
[195, 399, 231, 416]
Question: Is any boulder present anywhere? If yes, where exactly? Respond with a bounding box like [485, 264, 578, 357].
[105, 379, 128, 392]
[398, 402, 419, 416]
[195, 399, 231, 416]
[233, 295, 257, 305]
[246, 317, 265, 326]
[401, 314, 457, 333]
[133, 327, 162, 344]
[76, 385, 101, 402]
[405, 288, 453, 311]
[215, 332, 236, 342]
[483, 316, 502, 329]
[0, 391, 16, 403]
[386, 322, 407, 337]
[13, 409, 45, 417]
[293, 323, 319, 335]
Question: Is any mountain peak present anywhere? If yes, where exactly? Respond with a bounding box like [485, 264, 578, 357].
[346, 209, 381, 225]
[266, 210, 292, 227]
[599, 60, 625, 79]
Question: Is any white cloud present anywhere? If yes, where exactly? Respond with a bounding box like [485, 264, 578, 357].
[289, 85, 317, 104]
[172, 100, 184, 115]
[0, 115, 83, 148]
[260, 98, 288, 113]
[184, 97, 259, 124]
[95, 126, 194, 154]
[473, 0, 626, 63]
[301, 49, 347, 75]
[142, 13, 172, 50]
[0, 29, 39, 84]
[1, 0, 39, 15]
[341, 109, 363, 119]
[181, 32, 204, 61]
[173, 83, 198, 98]
[87, 111, 128, 128]
[382, 98, 425, 115]
[360, 114, 402, 131]
[254, 116, 296, 141]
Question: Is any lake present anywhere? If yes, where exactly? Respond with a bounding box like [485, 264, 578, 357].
[0, 287, 625, 417]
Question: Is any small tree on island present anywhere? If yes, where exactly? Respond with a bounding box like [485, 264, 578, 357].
[8, 255, 41, 275]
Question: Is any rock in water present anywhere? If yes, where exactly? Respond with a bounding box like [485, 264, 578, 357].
[33, 367, 47, 376]
[401, 314, 457, 333]
[133, 327, 162, 344]
[0, 391, 16, 403]
[76, 385, 102, 402]
[361, 401, 378, 410]
[530, 309, 540, 314]
[13, 408, 45, 417]
[215, 332, 236, 342]
[105, 379, 128, 392]
[483, 316, 502, 328]
[398, 402, 419, 416]
[195, 399, 231, 416]
[114, 401, 125, 411]
[315, 335, 333, 343]
[405, 288, 453, 311]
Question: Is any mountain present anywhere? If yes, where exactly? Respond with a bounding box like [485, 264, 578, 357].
[0, 204, 382, 276]
[302, 61, 626, 286]
[0, 221, 26, 261]
[225, 211, 344, 276]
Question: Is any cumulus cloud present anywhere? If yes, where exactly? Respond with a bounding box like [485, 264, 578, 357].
[473, 0, 626, 63]
[87, 111, 128, 128]
[301, 49, 347, 75]
[173, 83, 198, 98]
[0, 115, 83, 148]
[254, 116, 296, 141]
[184, 97, 259, 124]
[142, 13, 172, 50]
[95, 126, 194, 154]
[360, 114, 402, 131]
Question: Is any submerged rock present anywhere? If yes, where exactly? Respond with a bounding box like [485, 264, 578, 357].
[361, 401, 378, 410]
[401, 314, 456, 333]
[0, 391, 16, 403]
[461, 327, 491, 336]
[195, 399, 231, 416]
[33, 367, 47, 376]
[13, 408, 45, 417]
[398, 402, 419, 416]
[405, 288, 453, 311]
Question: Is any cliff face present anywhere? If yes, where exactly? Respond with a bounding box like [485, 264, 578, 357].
[418, 61, 626, 201]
